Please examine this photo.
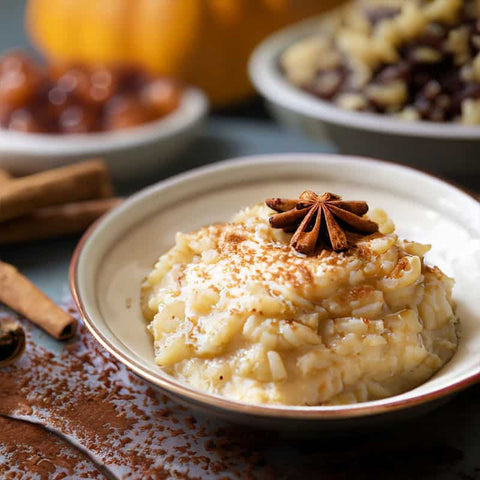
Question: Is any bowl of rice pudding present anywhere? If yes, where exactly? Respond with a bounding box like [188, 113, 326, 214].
[71, 154, 480, 431]
[249, 0, 480, 176]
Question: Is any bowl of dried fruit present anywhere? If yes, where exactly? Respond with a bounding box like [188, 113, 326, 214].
[249, 0, 480, 176]
[0, 51, 208, 181]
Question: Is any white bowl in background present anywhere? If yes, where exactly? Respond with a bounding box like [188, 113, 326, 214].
[70, 153, 480, 432]
[0, 87, 208, 182]
[249, 15, 480, 176]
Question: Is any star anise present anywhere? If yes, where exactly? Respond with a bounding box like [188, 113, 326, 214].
[266, 191, 378, 255]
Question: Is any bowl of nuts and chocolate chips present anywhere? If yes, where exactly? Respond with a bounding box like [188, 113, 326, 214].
[249, 0, 480, 178]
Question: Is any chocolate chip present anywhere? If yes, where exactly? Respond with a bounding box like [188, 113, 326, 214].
[413, 96, 432, 118]
[364, 6, 400, 26]
[462, 82, 480, 99]
[311, 70, 344, 99]
[376, 62, 411, 83]
[430, 106, 447, 122]
[417, 24, 447, 50]
[422, 81, 442, 101]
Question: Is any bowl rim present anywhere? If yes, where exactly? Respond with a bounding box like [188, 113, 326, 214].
[0, 86, 209, 154]
[248, 13, 480, 140]
[70, 153, 480, 420]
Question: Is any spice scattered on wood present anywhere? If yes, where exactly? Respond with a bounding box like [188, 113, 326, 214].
[0, 416, 105, 479]
[0, 315, 273, 479]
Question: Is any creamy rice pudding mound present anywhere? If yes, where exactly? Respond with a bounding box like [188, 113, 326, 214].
[141, 204, 458, 406]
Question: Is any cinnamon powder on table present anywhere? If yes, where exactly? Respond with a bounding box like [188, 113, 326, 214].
[0, 416, 104, 480]
[0, 305, 273, 480]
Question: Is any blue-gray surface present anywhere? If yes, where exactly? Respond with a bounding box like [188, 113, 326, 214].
[1, 3, 480, 479]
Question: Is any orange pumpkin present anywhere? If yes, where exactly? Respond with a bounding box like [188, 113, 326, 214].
[26, 0, 341, 106]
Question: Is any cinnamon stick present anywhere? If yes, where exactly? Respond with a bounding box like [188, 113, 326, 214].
[0, 167, 11, 185]
[0, 261, 77, 339]
[0, 197, 122, 245]
[0, 317, 25, 367]
[0, 159, 113, 223]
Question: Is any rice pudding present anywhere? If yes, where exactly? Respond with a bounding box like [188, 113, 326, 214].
[141, 199, 458, 406]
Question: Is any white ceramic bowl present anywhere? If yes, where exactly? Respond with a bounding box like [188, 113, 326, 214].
[0, 87, 208, 182]
[249, 15, 480, 176]
[70, 153, 480, 432]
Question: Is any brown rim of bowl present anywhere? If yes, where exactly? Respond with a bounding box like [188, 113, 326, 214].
[69, 154, 480, 420]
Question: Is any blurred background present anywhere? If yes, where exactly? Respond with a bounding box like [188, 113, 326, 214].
[0, 0, 478, 189]
[0, 0, 350, 188]
[13, 0, 337, 109]
[1, 3, 479, 479]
